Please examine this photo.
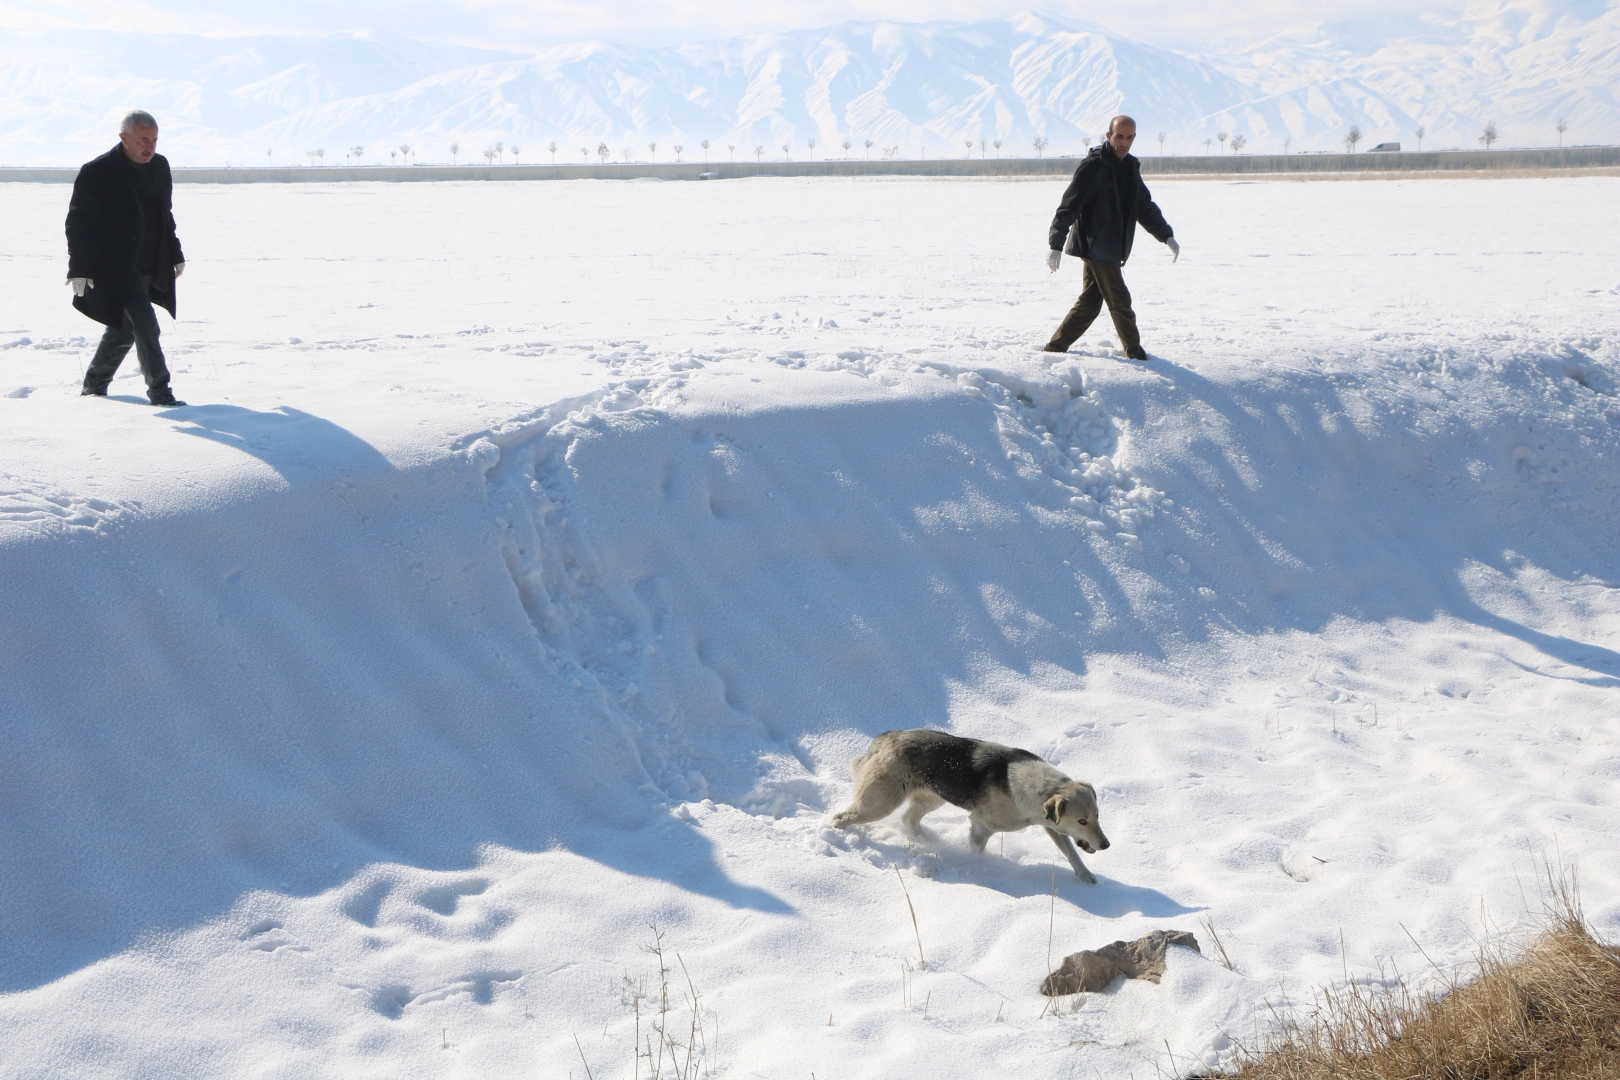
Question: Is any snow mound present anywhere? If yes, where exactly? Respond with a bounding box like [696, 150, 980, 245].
[1, 174, 1617, 1077]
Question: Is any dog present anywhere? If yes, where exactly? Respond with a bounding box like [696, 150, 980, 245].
[829, 729, 1109, 883]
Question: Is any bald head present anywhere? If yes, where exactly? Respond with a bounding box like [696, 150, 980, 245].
[1105, 115, 1136, 159]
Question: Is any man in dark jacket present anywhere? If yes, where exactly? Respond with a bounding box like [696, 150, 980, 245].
[65, 110, 187, 406]
[1042, 115, 1179, 361]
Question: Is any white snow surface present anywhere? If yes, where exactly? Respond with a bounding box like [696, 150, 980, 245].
[1, 174, 1618, 1078]
[4, 1, 1618, 166]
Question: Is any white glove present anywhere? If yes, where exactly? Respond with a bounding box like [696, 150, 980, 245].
[1166, 238, 1180, 263]
[174, 262, 185, 278]
[68, 277, 93, 296]
[1046, 249, 1061, 273]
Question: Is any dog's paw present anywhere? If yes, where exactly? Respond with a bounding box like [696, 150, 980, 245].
[828, 812, 857, 830]
[1075, 869, 1099, 885]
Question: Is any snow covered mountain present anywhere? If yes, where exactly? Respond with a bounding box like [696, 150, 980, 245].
[2, 2, 1615, 166]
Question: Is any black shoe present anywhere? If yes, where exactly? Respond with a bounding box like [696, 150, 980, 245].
[1041, 342, 1069, 353]
[148, 389, 187, 407]
[81, 386, 107, 397]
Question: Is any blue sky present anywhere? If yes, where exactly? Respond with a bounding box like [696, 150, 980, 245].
[0, 0, 1474, 52]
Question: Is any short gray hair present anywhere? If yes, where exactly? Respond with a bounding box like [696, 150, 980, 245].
[120, 110, 158, 134]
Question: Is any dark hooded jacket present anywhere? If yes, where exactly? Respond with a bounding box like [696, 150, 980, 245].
[1048, 145, 1172, 268]
[65, 145, 184, 326]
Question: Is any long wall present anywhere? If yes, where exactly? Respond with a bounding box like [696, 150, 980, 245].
[4, 145, 1616, 184]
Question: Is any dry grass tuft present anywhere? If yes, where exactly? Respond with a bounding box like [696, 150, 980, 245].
[1215, 879, 1620, 1080]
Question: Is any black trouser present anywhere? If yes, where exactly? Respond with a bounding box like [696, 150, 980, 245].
[84, 273, 170, 396]
[1047, 259, 1146, 360]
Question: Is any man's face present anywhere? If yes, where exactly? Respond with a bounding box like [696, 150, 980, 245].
[1107, 123, 1136, 159]
[120, 125, 158, 163]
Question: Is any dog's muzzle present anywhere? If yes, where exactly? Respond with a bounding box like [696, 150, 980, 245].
[1077, 839, 1096, 854]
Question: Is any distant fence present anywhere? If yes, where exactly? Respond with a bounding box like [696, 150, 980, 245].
[3, 145, 1616, 184]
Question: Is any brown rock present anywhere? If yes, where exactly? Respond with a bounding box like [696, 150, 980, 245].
[1040, 929, 1201, 996]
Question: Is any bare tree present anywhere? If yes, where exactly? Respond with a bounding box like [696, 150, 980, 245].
[727, 144, 736, 161]
[510, 145, 520, 164]
[648, 142, 657, 161]
[807, 137, 816, 156]
[495, 141, 504, 163]
[1203, 137, 1212, 154]
[449, 142, 459, 164]
[305, 150, 317, 166]
[1478, 121, 1498, 149]
[842, 138, 851, 159]
[483, 148, 496, 165]
[993, 138, 1002, 157]
[622, 148, 632, 163]
[1344, 125, 1363, 151]
[266, 149, 273, 166]
[350, 144, 365, 163]
[549, 141, 558, 164]
[399, 144, 411, 165]
[701, 139, 711, 162]
[1230, 134, 1246, 153]
[316, 148, 324, 164]
[1414, 125, 1425, 151]
[864, 138, 873, 158]
[389, 150, 396, 165]
[673, 144, 684, 162]
[580, 147, 588, 160]
[1157, 131, 1166, 155]
[597, 142, 610, 163]
[1555, 118, 1568, 146]
[781, 143, 791, 160]
[1218, 130, 1229, 153]
[1033, 136, 1048, 157]
[978, 138, 986, 158]
[1283, 135, 1293, 153]
[965, 140, 974, 157]
[753, 145, 764, 162]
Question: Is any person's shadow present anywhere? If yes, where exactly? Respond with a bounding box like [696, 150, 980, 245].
[170, 405, 395, 484]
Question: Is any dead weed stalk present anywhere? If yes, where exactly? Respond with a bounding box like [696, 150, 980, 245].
[1210, 870, 1620, 1080]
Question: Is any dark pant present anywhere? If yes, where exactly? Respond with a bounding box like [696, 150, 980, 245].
[1047, 259, 1146, 359]
[84, 274, 170, 396]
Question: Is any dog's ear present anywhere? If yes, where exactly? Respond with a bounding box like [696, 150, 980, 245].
[1044, 795, 1067, 823]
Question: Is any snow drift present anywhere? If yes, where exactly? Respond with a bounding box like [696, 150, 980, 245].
[0, 174, 1616, 1077]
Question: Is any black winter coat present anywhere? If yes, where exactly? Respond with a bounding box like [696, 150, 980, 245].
[1048, 146, 1172, 267]
[65, 145, 184, 326]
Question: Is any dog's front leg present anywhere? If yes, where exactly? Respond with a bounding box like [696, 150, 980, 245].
[1045, 827, 1098, 884]
[969, 818, 993, 852]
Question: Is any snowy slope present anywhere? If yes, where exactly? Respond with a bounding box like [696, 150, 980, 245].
[1, 174, 1618, 1077]
[4, 1, 1616, 166]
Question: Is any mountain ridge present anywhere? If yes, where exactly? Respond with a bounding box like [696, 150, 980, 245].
[2, 4, 1614, 166]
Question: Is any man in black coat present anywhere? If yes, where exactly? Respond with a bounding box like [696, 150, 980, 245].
[1043, 115, 1179, 361]
[65, 110, 187, 406]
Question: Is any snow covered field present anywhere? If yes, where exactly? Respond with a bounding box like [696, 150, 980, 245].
[2, 174, 1617, 1079]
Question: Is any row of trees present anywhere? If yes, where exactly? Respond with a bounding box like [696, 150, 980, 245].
[281, 118, 1579, 167]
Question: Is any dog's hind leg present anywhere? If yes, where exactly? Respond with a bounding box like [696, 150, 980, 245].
[1046, 827, 1098, 884]
[900, 790, 945, 837]
[830, 776, 908, 830]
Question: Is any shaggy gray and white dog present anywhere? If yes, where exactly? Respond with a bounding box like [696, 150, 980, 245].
[829, 729, 1110, 883]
